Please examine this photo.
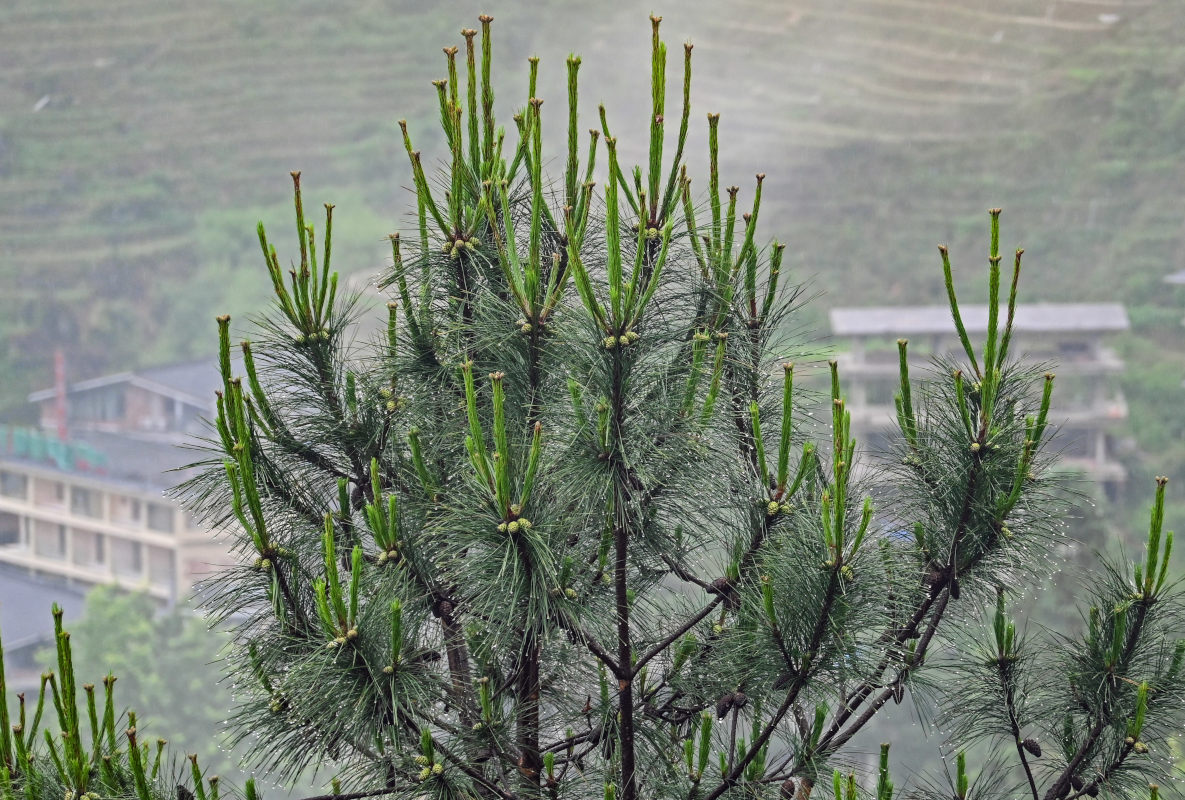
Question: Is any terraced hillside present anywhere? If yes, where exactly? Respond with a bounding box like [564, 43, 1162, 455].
[4, 0, 1184, 785]
[2, 0, 1182, 513]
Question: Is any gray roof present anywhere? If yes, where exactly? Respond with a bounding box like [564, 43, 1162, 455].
[135, 360, 223, 406]
[0, 563, 88, 655]
[29, 358, 224, 409]
[829, 303, 1129, 337]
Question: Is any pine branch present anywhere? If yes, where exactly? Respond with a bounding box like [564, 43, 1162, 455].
[1043, 598, 1153, 800]
[704, 565, 845, 800]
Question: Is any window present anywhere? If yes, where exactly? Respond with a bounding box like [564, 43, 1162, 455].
[146, 502, 175, 533]
[0, 470, 27, 499]
[110, 495, 142, 525]
[147, 546, 174, 586]
[0, 511, 20, 546]
[33, 478, 65, 506]
[33, 521, 66, 559]
[1057, 427, 1093, 459]
[865, 379, 897, 407]
[110, 537, 142, 577]
[862, 432, 894, 457]
[75, 388, 125, 422]
[71, 528, 105, 567]
[70, 486, 103, 519]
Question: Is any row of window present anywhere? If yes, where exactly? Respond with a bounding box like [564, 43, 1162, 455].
[0, 470, 180, 532]
[857, 428, 1108, 460]
[853, 376, 1119, 408]
[0, 511, 173, 584]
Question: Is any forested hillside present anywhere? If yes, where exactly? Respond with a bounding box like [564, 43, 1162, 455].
[2, 0, 1181, 521]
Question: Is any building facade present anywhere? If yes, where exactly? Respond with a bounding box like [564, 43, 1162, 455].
[829, 303, 1129, 492]
[0, 360, 230, 601]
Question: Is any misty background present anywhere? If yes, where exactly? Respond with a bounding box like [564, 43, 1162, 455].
[1, 0, 1182, 791]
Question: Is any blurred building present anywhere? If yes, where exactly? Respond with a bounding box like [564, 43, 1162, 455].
[0, 360, 229, 602]
[829, 303, 1129, 494]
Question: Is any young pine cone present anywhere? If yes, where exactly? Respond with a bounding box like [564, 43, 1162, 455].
[707, 577, 741, 611]
[1021, 738, 1042, 757]
[715, 692, 735, 719]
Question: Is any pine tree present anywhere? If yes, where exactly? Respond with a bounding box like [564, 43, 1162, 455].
[174, 15, 1183, 800]
[0, 606, 237, 800]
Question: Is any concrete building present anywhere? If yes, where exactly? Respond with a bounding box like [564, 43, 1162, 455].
[829, 303, 1129, 492]
[0, 360, 230, 601]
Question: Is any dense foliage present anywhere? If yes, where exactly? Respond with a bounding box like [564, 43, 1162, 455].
[163, 15, 1184, 800]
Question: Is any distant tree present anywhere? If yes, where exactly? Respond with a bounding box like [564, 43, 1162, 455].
[177, 14, 1183, 800]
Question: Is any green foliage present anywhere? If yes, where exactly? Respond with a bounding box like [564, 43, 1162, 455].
[1, 604, 219, 800]
[42, 587, 242, 780]
[177, 14, 1184, 800]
